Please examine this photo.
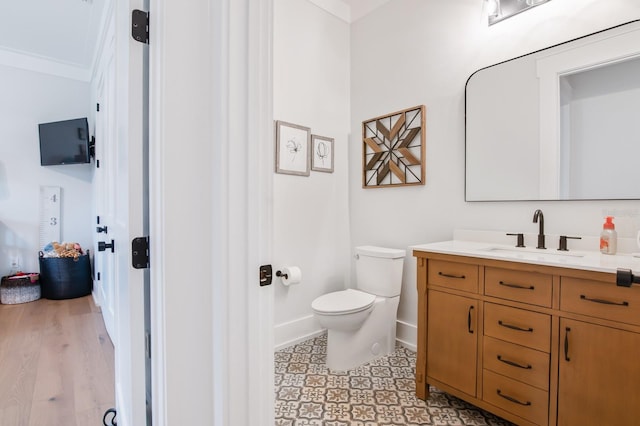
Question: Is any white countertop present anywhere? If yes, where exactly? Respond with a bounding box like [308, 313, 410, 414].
[411, 230, 640, 275]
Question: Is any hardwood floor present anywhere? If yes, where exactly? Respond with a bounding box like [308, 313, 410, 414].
[0, 296, 115, 426]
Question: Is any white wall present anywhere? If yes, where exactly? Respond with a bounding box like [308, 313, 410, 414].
[0, 64, 93, 276]
[350, 0, 640, 348]
[273, 0, 351, 348]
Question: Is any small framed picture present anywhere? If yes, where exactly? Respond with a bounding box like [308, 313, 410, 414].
[275, 120, 311, 176]
[311, 135, 334, 173]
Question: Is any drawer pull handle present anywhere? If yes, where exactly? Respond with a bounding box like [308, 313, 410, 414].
[580, 294, 629, 307]
[498, 320, 534, 333]
[499, 280, 534, 290]
[497, 355, 532, 370]
[438, 272, 466, 279]
[467, 306, 474, 334]
[564, 327, 571, 362]
[497, 389, 532, 406]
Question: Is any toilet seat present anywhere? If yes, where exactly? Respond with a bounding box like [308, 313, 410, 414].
[312, 289, 376, 316]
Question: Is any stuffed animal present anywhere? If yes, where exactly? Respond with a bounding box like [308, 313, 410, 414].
[42, 242, 84, 259]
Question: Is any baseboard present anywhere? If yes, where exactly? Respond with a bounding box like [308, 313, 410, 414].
[275, 314, 324, 351]
[274, 315, 418, 353]
[395, 319, 417, 352]
[91, 290, 101, 307]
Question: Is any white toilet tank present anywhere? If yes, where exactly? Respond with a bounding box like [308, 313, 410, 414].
[355, 246, 406, 297]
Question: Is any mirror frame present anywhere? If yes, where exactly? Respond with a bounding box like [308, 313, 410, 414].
[464, 19, 640, 202]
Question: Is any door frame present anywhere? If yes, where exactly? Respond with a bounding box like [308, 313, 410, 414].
[148, 0, 274, 424]
[112, 1, 148, 425]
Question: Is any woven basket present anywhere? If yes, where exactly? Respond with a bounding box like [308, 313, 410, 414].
[0, 274, 41, 304]
[39, 253, 92, 300]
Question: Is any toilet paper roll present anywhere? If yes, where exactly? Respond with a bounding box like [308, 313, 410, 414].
[281, 266, 302, 286]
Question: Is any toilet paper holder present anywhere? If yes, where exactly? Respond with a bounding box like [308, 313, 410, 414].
[276, 266, 302, 285]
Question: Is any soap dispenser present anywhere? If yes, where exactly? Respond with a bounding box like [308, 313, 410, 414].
[600, 216, 617, 255]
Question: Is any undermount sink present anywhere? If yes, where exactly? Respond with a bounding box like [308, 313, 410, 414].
[482, 246, 586, 258]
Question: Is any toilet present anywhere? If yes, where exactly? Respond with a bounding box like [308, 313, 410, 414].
[311, 245, 406, 371]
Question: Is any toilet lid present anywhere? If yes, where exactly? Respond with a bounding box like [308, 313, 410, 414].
[312, 289, 376, 315]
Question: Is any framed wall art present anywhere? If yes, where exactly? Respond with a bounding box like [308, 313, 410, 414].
[362, 105, 425, 188]
[311, 135, 334, 173]
[275, 120, 311, 176]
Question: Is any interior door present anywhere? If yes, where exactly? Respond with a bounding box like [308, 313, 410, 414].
[93, 16, 117, 342]
[111, 2, 149, 425]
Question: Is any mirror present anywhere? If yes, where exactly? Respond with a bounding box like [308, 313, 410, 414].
[465, 20, 640, 201]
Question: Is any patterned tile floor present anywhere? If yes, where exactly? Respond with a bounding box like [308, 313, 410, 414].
[275, 333, 514, 425]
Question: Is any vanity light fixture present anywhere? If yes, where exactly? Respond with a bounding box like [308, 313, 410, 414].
[486, 0, 500, 18]
[486, 0, 500, 19]
[487, 0, 551, 26]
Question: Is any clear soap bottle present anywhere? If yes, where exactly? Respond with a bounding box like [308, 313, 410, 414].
[599, 216, 617, 255]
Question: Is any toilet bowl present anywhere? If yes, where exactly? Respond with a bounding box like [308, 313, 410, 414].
[312, 289, 375, 331]
[311, 246, 406, 371]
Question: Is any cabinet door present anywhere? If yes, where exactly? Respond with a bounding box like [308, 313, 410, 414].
[427, 290, 478, 396]
[558, 319, 640, 426]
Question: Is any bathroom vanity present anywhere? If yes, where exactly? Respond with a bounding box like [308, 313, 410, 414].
[413, 238, 640, 426]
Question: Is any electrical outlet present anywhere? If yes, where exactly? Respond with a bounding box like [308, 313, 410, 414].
[9, 257, 20, 273]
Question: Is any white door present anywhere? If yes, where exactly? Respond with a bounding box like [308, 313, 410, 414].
[111, 2, 148, 425]
[146, 1, 274, 424]
[93, 16, 117, 342]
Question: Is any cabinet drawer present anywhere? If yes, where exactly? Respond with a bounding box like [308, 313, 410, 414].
[561, 277, 640, 326]
[428, 260, 478, 293]
[485, 267, 552, 307]
[483, 336, 549, 391]
[483, 369, 549, 426]
[484, 303, 551, 352]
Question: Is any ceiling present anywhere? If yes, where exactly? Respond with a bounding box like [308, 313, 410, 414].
[0, 0, 391, 75]
[342, 0, 393, 22]
[0, 0, 108, 72]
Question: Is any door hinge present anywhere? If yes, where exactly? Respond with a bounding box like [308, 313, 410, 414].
[131, 9, 149, 44]
[132, 237, 150, 269]
[259, 264, 273, 286]
[96, 103, 100, 112]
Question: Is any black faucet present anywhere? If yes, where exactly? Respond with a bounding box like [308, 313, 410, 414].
[533, 209, 545, 249]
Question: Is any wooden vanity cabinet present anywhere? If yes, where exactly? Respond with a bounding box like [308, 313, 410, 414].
[558, 319, 640, 426]
[415, 250, 640, 426]
[483, 301, 551, 425]
[557, 277, 640, 426]
[427, 289, 478, 397]
[416, 257, 480, 401]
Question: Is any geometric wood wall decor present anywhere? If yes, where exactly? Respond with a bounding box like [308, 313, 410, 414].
[362, 105, 425, 188]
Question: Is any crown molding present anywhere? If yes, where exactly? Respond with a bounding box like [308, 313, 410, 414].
[307, 0, 350, 23]
[349, 0, 393, 22]
[0, 48, 91, 82]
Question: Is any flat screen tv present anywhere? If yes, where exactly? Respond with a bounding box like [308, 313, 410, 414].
[39, 117, 90, 166]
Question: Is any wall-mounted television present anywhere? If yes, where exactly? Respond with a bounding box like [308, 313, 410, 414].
[39, 117, 90, 166]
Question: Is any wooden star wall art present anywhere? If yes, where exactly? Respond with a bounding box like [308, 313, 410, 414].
[362, 105, 425, 188]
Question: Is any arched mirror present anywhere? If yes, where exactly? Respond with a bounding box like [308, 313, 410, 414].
[465, 20, 640, 201]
